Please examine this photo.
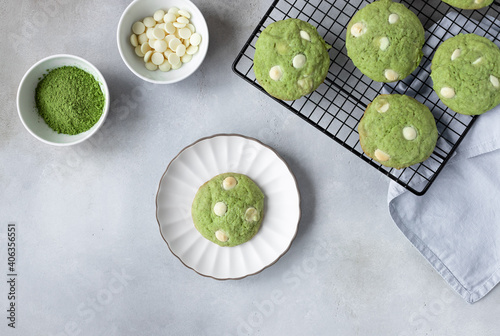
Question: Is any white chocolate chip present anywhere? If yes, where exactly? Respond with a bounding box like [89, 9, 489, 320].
[472, 57, 482, 65]
[152, 27, 166, 40]
[154, 39, 168, 53]
[143, 17, 156, 28]
[186, 45, 198, 55]
[176, 44, 186, 57]
[179, 27, 192, 39]
[173, 22, 186, 29]
[379, 37, 390, 51]
[384, 69, 399, 82]
[163, 13, 176, 23]
[143, 50, 153, 63]
[154, 9, 165, 22]
[475, 0, 485, 4]
[490, 75, 499, 88]
[215, 230, 228, 242]
[151, 52, 165, 65]
[169, 37, 182, 51]
[374, 149, 390, 162]
[145, 62, 158, 71]
[297, 78, 313, 90]
[187, 23, 196, 33]
[440, 87, 455, 99]
[451, 48, 461, 61]
[165, 22, 176, 34]
[146, 27, 155, 40]
[300, 30, 311, 41]
[171, 61, 182, 70]
[376, 100, 389, 113]
[190, 33, 202, 46]
[182, 54, 192, 63]
[351, 22, 367, 37]
[168, 53, 181, 66]
[269, 65, 283, 81]
[178, 9, 191, 19]
[134, 45, 144, 57]
[138, 33, 148, 45]
[403, 126, 417, 140]
[130, 34, 138, 47]
[245, 208, 259, 222]
[222, 176, 237, 190]
[214, 202, 227, 216]
[292, 54, 306, 69]
[168, 7, 179, 15]
[140, 42, 151, 54]
[177, 16, 189, 24]
[159, 60, 171, 72]
[148, 38, 157, 49]
[388, 13, 399, 24]
[132, 21, 145, 34]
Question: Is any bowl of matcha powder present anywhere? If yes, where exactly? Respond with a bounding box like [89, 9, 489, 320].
[17, 54, 110, 146]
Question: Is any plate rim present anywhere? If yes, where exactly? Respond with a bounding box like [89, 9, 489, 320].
[155, 133, 301, 280]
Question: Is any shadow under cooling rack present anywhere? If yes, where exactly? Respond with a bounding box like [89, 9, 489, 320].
[232, 0, 500, 196]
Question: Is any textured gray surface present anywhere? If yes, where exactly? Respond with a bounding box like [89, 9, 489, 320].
[0, 0, 499, 335]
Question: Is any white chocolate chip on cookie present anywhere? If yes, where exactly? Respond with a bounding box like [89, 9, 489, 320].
[222, 176, 237, 190]
[384, 69, 399, 81]
[472, 57, 482, 65]
[215, 230, 229, 242]
[490, 75, 500, 88]
[388, 13, 399, 24]
[376, 100, 390, 113]
[374, 149, 390, 162]
[351, 22, 367, 37]
[403, 126, 417, 141]
[300, 30, 311, 41]
[245, 208, 259, 222]
[451, 48, 461, 61]
[269, 65, 283, 81]
[214, 202, 227, 217]
[379, 37, 390, 51]
[292, 54, 306, 69]
[440, 87, 455, 99]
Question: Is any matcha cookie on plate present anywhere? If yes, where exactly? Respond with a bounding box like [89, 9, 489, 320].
[431, 33, 500, 115]
[358, 94, 438, 169]
[192, 173, 264, 247]
[253, 18, 331, 101]
[441, 0, 493, 10]
[346, 0, 425, 82]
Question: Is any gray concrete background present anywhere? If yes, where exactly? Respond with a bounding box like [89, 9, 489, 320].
[0, 0, 499, 335]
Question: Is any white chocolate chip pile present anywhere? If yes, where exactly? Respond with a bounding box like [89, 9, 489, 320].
[129, 7, 202, 72]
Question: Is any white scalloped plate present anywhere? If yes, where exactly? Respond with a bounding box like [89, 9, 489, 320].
[156, 134, 301, 279]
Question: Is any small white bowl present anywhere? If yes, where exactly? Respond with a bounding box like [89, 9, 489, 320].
[117, 0, 209, 84]
[17, 54, 110, 146]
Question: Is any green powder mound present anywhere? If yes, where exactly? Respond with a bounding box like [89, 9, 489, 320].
[346, 0, 425, 82]
[192, 173, 265, 247]
[441, 0, 493, 10]
[358, 94, 438, 169]
[35, 66, 105, 135]
[431, 34, 500, 115]
[253, 18, 331, 101]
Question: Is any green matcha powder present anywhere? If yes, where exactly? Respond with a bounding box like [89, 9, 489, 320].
[35, 66, 105, 135]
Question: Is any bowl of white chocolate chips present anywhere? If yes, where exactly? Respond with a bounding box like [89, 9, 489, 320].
[117, 0, 208, 84]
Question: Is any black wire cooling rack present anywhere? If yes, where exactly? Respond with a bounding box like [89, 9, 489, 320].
[232, 0, 500, 195]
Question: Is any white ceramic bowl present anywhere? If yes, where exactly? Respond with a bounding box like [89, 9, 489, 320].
[17, 54, 110, 146]
[117, 0, 209, 84]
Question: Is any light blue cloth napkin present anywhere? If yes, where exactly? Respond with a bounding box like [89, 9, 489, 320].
[388, 107, 500, 303]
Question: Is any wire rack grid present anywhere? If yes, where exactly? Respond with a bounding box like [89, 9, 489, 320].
[232, 0, 500, 195]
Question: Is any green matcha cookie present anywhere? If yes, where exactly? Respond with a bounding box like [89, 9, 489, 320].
[441, 0, 493, 10]
[358, 94, 438, 169]
[431, 34, 500, 115]
[192, 173, 264, 247]
[346, 0, 425, 82]
[253, 18, 331, 101]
